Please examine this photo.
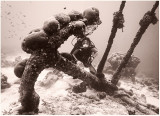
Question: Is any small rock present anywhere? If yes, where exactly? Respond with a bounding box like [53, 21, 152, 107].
[155, 86, 159, 90]
[88, 95, 98, 100]
[1, 73, 11, 89]
[140, 94, 146, 103]
[144, 81, 152, 86]
[61, 97, 70, 101]
[97, 92, 106, 99]
[147, 104, 159, 113]
[72, 82, 87, 93]
[155, 108, 159, 114]
[70, 106, 81, 115]
[73, 106, 80, 111]
[86, 99, 94, 103]
[1, 83, 11, 89]
[148, 86, 153, 90]
[128, 89, 133, 96]
[117, 81, 121, 87]
[152, 81, 159, 85]
[127, 107, 136, 115]
[114, 90, 130, 98]
[94, 101, 102, 105]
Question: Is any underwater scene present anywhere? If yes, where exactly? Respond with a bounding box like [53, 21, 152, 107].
[1, 1, 159, 115]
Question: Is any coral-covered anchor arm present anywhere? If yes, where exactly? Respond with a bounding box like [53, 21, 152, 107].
[16, 7, 107, 114]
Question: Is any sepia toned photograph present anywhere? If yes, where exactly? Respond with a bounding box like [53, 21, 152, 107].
[1, 1, 159, 115]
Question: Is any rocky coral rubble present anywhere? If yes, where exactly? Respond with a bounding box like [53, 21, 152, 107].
[104, 52, 140, 81]
[1, 73, 11, 89]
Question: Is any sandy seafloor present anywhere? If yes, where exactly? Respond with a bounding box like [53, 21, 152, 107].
[1, 66, 159, 115]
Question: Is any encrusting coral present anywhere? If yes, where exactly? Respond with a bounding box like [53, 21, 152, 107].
[14, 7, 112, 114]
